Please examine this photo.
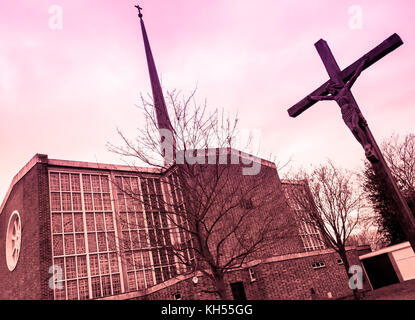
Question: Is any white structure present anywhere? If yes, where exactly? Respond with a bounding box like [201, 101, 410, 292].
[360, 241, 415, 289]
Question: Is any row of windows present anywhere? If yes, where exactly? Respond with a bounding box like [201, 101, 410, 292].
[54, 278, 89, 300]
[51, 192, 112, 212]
[115, 175, 181, 289]
[52, 252, 122, 300]
[53, 253, 119, 279]
[124, 251, 178, 289]
[312, 262, 326, 269]
[283, 185, 326, 252]
[127, 270, 154, 291]
[51, 212, 115, 234]
[115, 176, 165, 213]
[54, 274, 122, 300]
[50, 172, 123, 300]
[167, 174, 189, 249]
[120, 223, 172, 251]
[141, 177, 163, 196]
[52, 253, 122, 300]
[300, 234, 325, 252]
[168, 174, 182, 207]
[50, 173, 110, 193]
[117, 191, 165, 213]
[52, 231, 117, 256]
[118, 211, 170, 231]
[121, 242, 180, 285]
[166, 173, 195, 274]
[115, 176, 140, 195]
[312, 260, 344, 270]
[124, 248, 176, 272]
[50, 171, 193, 299]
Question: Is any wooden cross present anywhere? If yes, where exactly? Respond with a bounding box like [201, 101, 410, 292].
[287, 33, 415, 250]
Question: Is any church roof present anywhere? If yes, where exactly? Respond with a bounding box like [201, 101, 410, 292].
[0, 149, 276, 215]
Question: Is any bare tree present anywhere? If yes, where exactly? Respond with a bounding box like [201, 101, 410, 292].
[382, 133, 415, 194]
[108, 89, 293, 299]
[287, 161, 365, 300]
[363, 133, 415, 245]
[347, 218, 386, 251]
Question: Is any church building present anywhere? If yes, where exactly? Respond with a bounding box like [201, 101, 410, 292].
[0, 8, 369, 300]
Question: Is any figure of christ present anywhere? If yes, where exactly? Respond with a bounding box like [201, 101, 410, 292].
[308, 56, 378, 161]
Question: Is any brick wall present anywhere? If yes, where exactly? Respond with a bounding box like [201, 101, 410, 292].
[133, 249, 368, 300]
[248, 250, 366, 299]
[0, 162, 50, 299]
[37, 161, 53, 299]
[175, 153, 305, 272]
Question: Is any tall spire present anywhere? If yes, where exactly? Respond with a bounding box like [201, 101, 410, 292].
[135, 5, 176, 162]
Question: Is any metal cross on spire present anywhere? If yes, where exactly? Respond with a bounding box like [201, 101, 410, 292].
[135, 4, 143, 18]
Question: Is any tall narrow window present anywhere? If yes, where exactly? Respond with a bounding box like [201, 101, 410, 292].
[49, 172, 121, 300]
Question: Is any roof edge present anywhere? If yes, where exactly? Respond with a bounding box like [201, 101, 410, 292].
[359, 241, 412, 260]
[47, 158, 162, 174]
[1, 148, 276, 215]
[0, 154, 48, 214]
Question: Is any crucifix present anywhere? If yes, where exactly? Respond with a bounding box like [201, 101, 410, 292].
[287, 33, 415, 250]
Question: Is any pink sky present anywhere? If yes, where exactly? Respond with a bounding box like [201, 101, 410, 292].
[1, 0, 415, 200]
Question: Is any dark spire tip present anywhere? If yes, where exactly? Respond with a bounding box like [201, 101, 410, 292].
[135, 4, 143, 18]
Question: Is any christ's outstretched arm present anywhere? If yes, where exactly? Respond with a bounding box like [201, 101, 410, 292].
[309, 95, 335, 101]
[346, 55, 369, 89]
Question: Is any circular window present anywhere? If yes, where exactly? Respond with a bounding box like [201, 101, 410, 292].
[6, 211, 22, 271]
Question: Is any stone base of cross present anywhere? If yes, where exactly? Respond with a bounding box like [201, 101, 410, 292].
[287, 34, 415, 251]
